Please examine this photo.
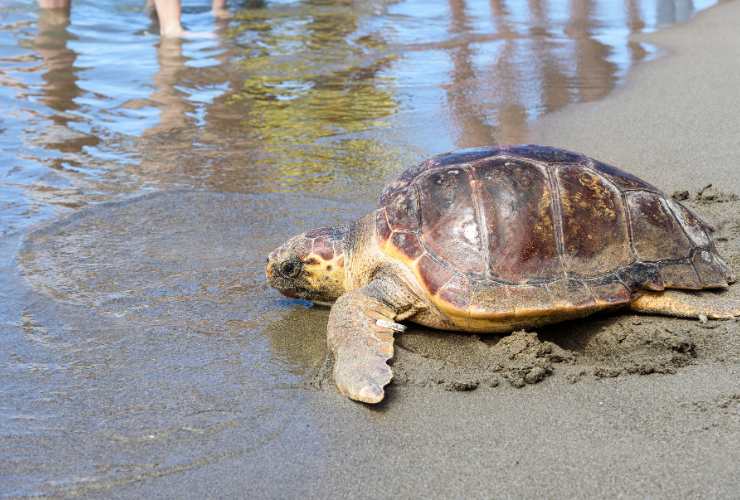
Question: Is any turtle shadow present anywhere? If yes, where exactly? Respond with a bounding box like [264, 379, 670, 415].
[536, 309, 700, 377]
[392, 307, 702, 389]
[535, 310, 624, 353]
[260, 303, 330, 380]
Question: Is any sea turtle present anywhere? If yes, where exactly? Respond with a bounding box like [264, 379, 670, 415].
[266, 145, 739, 404]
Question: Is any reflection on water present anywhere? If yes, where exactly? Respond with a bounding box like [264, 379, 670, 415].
[262, 305, 329, 378]
[0, 0, 719, 235]
[222, 6, 399, 189]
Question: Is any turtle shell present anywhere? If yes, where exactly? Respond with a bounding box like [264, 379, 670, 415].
[376, 145, 734, 323]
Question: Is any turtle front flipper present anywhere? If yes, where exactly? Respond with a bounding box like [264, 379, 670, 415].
[327, 282, 411, 404]
[630, 290, 740, 319]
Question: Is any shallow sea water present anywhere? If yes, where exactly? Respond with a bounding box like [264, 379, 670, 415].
[0, 0, 720, 496]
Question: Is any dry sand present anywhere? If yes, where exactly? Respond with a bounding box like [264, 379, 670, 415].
[9, 2, 740, 498]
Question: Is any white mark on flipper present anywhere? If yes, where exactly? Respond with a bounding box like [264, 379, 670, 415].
[376, 319, 406, 332]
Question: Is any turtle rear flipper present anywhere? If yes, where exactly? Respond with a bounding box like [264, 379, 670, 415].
[327, 283, 409, 404]
[630, 290, 740, 319]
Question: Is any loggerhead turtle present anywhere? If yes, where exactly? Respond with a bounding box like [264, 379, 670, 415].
[266, 145, 739, 404]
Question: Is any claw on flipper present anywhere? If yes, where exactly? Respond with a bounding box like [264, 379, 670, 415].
[376, 319, 406, 332]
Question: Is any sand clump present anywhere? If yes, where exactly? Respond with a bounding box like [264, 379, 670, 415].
[393, 330, 574, 390]
[314, 321, 703, 394]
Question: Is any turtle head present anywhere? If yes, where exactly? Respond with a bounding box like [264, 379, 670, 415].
[266, 226, 349, 305]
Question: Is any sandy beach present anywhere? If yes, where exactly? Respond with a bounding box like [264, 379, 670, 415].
[264, 5, 740, 497]
[233, 3, 740, 497]
[3, 1, 739, 498]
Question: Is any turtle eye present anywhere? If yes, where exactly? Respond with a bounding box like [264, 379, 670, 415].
[280, 259, 301, 278]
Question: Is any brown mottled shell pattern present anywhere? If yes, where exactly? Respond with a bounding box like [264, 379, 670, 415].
[376, 145, 734, 320]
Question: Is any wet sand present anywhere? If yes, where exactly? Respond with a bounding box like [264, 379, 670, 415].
[5, 2, 740, 499]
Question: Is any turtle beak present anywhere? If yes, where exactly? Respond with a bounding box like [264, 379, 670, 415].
[266, 248, 282, 280]
[266, 255, 280, 283]
[266, 258, 295, 298]
[265, 262, 273, 279]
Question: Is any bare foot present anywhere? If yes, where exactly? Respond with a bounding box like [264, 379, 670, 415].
[181, 30, 217, 39]
[159, 23, 185, 38]
[211, 0, 229, 18]
[159, 27, 217, 39]
[153, 0, 184, 38]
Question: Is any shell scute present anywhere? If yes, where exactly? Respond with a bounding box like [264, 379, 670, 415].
[659, 261, 703, 290]
[626, 191, 692, 261]
[418, 166, 485, 274]
[556, 165, 632, 275]
[380, 147, 502, 204]
[384, 187, 420, 232]
[473, 158, 561, 281]
[545, 278, 596, 309]
[617, 261, 664, 291]
[588, 279, 632, 306]
[665, 198, 712, 248]
[691, 250, 730, 289]
[375, 209, 391, 243]
[469, 282, 515, 317]
[391, 231, 424, 260]
[437, 273, 472, 311]
[416, 254, 454, 296]
[506, 284, 555, 317]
